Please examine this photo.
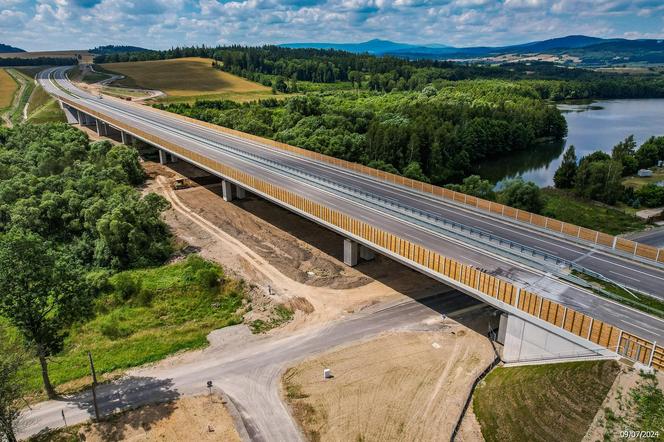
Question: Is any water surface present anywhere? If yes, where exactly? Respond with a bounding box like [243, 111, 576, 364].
[477, 99, 664, 187]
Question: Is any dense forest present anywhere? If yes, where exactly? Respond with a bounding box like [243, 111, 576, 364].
[0, 123, 171, 269]
[157, 81, 566, 183]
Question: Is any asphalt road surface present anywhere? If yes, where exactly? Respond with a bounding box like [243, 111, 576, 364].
[19, 293, 484, 441]
[36, 67, 664, 344]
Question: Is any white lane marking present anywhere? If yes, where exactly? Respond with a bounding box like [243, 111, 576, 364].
[459, 255, 485, 267]
[587, 254, 664, 283]
[628, 322, 655, 334]
[609, 270, 641, 282]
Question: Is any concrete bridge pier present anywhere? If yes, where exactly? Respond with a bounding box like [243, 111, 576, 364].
[344, 239, 359, 266]
[235, 186, 246, 199]
[360, 245, 375, 261]
[222, 180, 234, 202]
[159, 149, 168, 165]
[121, 131, 129, 145]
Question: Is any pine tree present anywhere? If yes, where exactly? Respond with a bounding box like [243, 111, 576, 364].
[554, 145, 578, 189]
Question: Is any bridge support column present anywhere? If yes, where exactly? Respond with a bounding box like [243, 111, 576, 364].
[170, 154, 178, 163]
[95, 118, 102, 136]
[359, 245, 375, 261]
[343, 239, 359, 266]
[158, 149, 168, 165]
[221, 180, 234, 202]
[235, 186, 246, 200]
[121, 131, 128, 145]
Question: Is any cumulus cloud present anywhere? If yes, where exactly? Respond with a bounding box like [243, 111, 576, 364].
[0, 0, 662, 50]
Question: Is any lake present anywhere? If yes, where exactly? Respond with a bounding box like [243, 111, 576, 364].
[477, 99, 664, 187]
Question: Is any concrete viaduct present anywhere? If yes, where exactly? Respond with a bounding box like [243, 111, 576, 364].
[41, 66, 664, 370]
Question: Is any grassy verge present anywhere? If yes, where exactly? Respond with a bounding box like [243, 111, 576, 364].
[541, 188, 646, 235]
[11, 255, 246, 398]
[473, 360, 620, 442]
[7, 68, 35, 124]
[572, 271, 664, 318]
[27, 98, 65, 124]
[249, 305, 294, 333]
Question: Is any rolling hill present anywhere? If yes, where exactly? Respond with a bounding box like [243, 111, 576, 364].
[0, 44, 25, 53]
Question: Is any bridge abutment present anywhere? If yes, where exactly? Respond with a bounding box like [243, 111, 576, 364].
[497, 313, 616, 364]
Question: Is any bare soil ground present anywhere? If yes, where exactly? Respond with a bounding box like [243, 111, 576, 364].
[583, 364, 664, 442]
[281, 323, 495, 442]
[33, 394, 241, 442]
[143, 160, 447, 330]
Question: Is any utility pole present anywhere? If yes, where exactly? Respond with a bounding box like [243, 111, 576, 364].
[88, 351, 100, 421]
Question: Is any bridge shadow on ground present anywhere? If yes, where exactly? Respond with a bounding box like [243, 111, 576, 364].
[160, 160, 500, 338]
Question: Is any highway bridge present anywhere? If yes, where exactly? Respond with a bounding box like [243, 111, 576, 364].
[39, 66, 664, 369]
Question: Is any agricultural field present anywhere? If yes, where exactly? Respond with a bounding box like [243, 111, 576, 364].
[102, 57, 274, 102]
[0, 49, 93, 63]
[473, 360, 620, 442]
[0, 68, 18, 110]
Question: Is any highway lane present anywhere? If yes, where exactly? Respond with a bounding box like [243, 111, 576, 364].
[39, 67, 664, 343]
[42, 68, 664, 300]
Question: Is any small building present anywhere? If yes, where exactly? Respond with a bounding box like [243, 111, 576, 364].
[638, 169, 654, 177]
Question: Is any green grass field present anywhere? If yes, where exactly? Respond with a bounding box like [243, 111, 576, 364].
[542, 188, 646, 235]
[622, 167, 664, 189]
[473, 360, 620, 442]
[102, 57, 275, 103]
[8, 255, 246, 399]
[7, 68, 35, 124]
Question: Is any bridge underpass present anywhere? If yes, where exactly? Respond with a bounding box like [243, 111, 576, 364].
[42, 66, 664, 370]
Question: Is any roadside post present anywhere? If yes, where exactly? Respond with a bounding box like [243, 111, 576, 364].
[88, 351, 100, 421]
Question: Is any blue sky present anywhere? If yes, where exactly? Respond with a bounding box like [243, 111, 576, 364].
[1, 0, 663, 51]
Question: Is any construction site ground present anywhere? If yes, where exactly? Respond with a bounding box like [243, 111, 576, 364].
[282, 323, 495, 442]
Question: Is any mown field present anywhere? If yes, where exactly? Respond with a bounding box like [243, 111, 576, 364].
[473, 360, 620, 442]
[102, 57, 274, 102]
[5, 255, 246, 399]
[0, 68, 18, 110]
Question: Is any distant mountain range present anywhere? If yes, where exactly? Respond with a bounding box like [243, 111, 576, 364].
[0, 44, 25, 53]
[281, 35, 664, 65]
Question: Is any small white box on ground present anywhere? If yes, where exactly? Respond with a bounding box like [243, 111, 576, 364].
[323, 368, 332, 379]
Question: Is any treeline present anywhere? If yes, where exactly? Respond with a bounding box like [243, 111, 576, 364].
[554, 135, 664, 207]
[95, 44, 664, 99]
[0, 57, 78, 67]
[156, 80, 566, 183]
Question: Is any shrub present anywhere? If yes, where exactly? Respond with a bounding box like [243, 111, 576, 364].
[99, 316, 133, 340]
[114, 273, 142, 300]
